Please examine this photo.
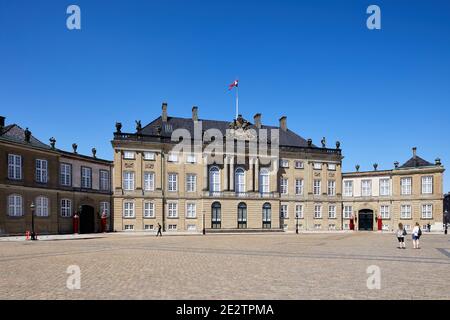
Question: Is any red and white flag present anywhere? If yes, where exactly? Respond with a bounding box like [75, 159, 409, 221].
[228, 79, 239, 90]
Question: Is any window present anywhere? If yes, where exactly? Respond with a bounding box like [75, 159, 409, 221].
[100, 202, 110, 216]
[327, 180, 336, 196]
[123, 151, 135, 159]
[280, 159, 289, 168]
[187, 224, 197, 231]
[328, 164, 336, 171]
[314, 224, 322, 230]
[380, 205, 390, 219]
[168, 153, 178, 162]
[123, 201, 135, 218]
[186, 203, 196, 218]
[421, 204, 432, 219]
[328, 205, 336, 219]
[36, 196, 49, 217]
[124, 225, 134, 231]
[168, 173, 178, 192]
[61, 199, 72, 217]
[280, 178, 288, 195]
[314, 205, 322, 219]
[187, 154, 196, 163]
[295, 179, 304, 195]
[295, 161, 304, 169]
[259, 168, 270, 193]
[168, 224, 177, 231]
[400, 205, 412, 219]
[144, 224, 154, 230]
[262, 203, 271, 229]
[60, 163, 72, 186]
[123, 171, 135, 191]
[164, 124, 173, 133]
[329, 224, 336, 230]
[361, 180, 372, 197]
[100, 170, 110, 191]
[144, 172, 155, 191]
[8, 194, 23, 217]
[421, 176, 433, 194]
[401, 177, 412, 195]
[235, 168, 246, 193]
[8, 154, 22, 180]
[144, 202, 155, 218]
[186, 174, 197, 192]
[343, 206, 352, 219]
[344, 180, 353, 197]
[144, 152, 155, 160]
[313, 180, 321, 195]
[35, 159, 48, 183]
[209, 167, 220, 193]
[313, 163, 322, 170]
[295, 204, 303, 219]
[81, 167, 92, 189]
[379, 179, 390, 196]
[168, 202, 178, 218]
[280, 204, 288, 219]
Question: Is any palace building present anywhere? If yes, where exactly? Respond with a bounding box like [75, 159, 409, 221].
[0, 116, 113, 236]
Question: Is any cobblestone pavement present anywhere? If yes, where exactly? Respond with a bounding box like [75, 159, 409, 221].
[0, 232, 449, 300]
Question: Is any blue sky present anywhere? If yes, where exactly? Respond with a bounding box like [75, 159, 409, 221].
[1, 0, 449, 191]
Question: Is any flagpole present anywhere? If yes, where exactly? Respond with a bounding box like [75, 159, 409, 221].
[235, 85, 239, 120]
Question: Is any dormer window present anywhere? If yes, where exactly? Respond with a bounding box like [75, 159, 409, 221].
[280, 159, 289, 168]
[164, 124, 173, 133]
[168, 153, 178, 162]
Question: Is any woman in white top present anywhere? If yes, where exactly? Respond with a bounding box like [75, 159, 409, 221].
[412, 222, 422, 249]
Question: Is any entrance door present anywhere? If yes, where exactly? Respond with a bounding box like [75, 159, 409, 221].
[211, 202, 221, 229]
[80, 205, 95, 234]
[358, 210, 374, 231]
[237, 203, 247, 229]
[262, 203, 271, 229]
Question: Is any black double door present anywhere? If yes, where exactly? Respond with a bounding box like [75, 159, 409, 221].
[358, 211, 374, 231]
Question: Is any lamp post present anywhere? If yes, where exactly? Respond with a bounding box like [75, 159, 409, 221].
[30, 202, 37, 240]
[203, 212, 206, 235]
[296, 213, 299, 234]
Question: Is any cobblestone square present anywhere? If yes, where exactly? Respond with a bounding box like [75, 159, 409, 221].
[0, 232, 449, 300]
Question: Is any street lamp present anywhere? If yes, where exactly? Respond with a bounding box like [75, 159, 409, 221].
[30, 202, 37, 240]
[296, 213, 299, 234]
[203, 212, 206, 235]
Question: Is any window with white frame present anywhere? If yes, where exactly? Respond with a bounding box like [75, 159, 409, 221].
[421, 204, 432, 219]
[144, 224, 154, 230]
[60, 163, 72, 186]
[280, 178, 288, 195]
[100, 170, 110, 191]
[314, 205, 322, 219]
[421, 176, 433, 194]
[343, 180, 353, 197]
[343, 205, 352, 219]
[123, 171, 135, 191]
[143, 152, 155, 160]
[143, 202, 155, 218]
[168, 224, 177, 231]
[295, 179, 304, 195]
[327, 180, 336, 196]
[259, 168, 270, 193]
[8, 154, 22, 180]
[380, 205, 390, 219]
[328, 164, 336, 171]
[379, 179, 390, 196]
[235, 168, 246, 193]
[295, 161, 304, 169]
[313, 180, 321, 195]
[280, 204, 288, 219]
[8, 194, 23, 217]
[187, 224, 197, 231]
[124, 225, 134, 230]
[100, 202, 110, 216]
[187, 154, 196, 163]
[186, 174, 197, 192]
[123, 151, 135, 159]
[186, 203, 196, 218]
[123, 201, 135, 218]
[314, 224, 322, 230]
[35, 159, 48, 183]
[81, 167, 92, 189]
[209, 167, 220, 193]
[328, 205, 336, 219]
[60, 199, 72, 217]
[400, 204, 412, 219]
[144, 172, 155, 191]
[313, 163, 322, 170]
[168, 153, 178, 162]
[329, 224, 336, 230]
[295, 204, 303, 219]
[401, 177, 412, 195]
[280, 159, 289, 168]
[361, 180, 372, 196]
[168, 173, 178, 192]
[36, 196, 49, 217]
[168, 202, 178, 218]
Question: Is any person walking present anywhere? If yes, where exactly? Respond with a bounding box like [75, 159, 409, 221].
[396, 223, 407, 249]
[156, 223, 162, 237]
[412, 222, 422, 249]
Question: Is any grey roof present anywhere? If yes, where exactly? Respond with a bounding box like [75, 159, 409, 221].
[0, 124, 51, 149]
[140, 116, 316, 148]
[399, 156, 433, 169]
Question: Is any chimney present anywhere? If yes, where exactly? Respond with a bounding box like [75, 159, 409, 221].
[279, 116, 287, 131]
[254, 113, 262, 129]
[192, 106, 198, 121]
[412, 147, 417, 159]
[24, 128, 31, 143]
[162, 102, 168, 122]
[0, 116, 5, 131]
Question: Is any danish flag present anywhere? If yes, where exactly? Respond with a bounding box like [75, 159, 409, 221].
[228, 79, 239, 90]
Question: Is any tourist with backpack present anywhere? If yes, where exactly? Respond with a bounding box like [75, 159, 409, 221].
[396, 223, 407, 249]
[412, 222, 422, 249]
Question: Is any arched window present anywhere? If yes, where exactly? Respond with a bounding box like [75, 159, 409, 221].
[259, 168, 270, 193]
[8, 194, 23, 217]
[209, 166, 220, 193]
[238, 202, 247, 229]
[36, 196, 49, 217]
[211, 202, 221, 229]
[262, 203, 271, 229]
[235, 167, 245, 193]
